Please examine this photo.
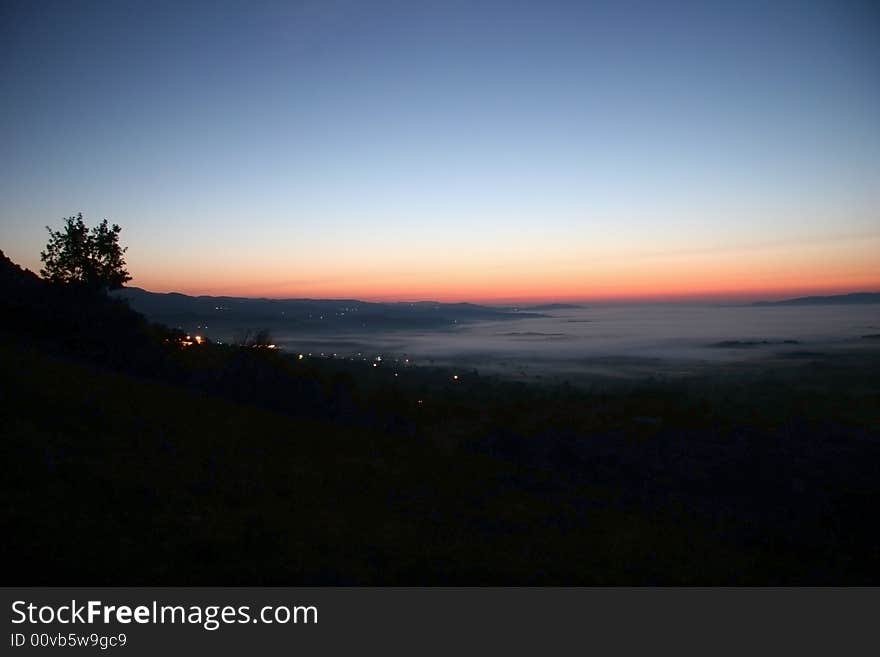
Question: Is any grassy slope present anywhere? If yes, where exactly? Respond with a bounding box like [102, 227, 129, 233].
[2, 341, 767, 585]
[3, 250, 878, 583]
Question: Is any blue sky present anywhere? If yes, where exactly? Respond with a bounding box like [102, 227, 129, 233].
[1, 0, 878, 300]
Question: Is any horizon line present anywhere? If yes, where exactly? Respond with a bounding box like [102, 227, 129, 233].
[122, 284, 880, 307]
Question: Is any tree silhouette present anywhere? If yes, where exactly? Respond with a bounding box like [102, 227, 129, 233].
[40, 213, 132, 291]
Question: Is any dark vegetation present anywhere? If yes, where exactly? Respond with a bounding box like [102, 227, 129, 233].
[2, 249, 880, 584]
[40, 213, 131, 291]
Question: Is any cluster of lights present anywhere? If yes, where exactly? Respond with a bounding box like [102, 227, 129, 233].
[173, 333, 276, 350]
[176, 334, 205, 348]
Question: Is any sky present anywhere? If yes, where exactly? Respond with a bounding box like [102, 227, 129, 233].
[1, 0, 879, 302]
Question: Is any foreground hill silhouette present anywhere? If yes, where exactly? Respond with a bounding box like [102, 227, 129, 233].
[2, 250, 880, 583]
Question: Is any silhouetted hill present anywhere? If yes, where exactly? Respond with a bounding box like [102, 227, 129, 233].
[754, 292, 880, 306]
[3, 250, 880, 584]
[0, 249, 46, 307]
[0, 250, 177, 374]
[115, 286, 544, 334]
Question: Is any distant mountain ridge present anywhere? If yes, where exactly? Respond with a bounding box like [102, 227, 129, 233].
[522, 303, 584, 311]
[117, 286, 542, 316]
[754, 292, 880, 306]
[114, 286, 545, 336]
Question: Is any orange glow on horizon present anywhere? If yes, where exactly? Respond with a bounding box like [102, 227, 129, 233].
[131, 272, 880, 305]
[7, 228, 871, 305]
[127, 233, 880, 304]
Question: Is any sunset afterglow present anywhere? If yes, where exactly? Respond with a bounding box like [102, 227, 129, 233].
[2, 1, 878, 302]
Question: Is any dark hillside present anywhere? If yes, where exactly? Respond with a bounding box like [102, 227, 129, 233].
[0, 250, 176, 376]
[2, 251, 880, 583]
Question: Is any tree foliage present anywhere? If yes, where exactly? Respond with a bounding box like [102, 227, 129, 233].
[40, 213, 132, 291]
